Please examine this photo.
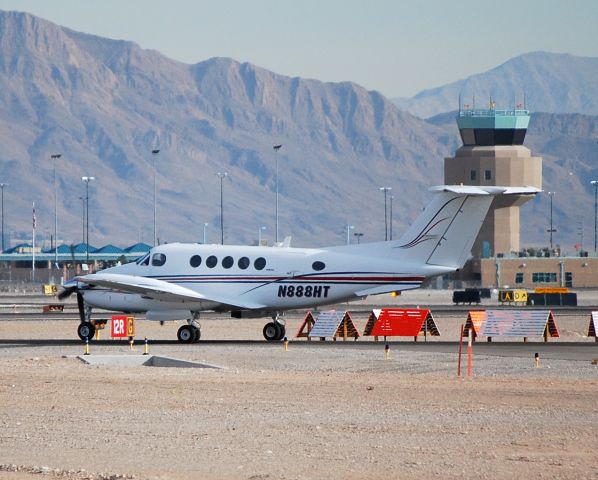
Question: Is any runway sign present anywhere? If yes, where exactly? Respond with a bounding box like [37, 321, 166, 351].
[498, 289, 528, 304]
[111, 315, 135, 338]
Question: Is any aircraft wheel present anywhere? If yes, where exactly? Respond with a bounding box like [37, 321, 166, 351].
[177, 325, 195, 344]
[263, 322, 282, 342]
[276, 324, 286, 341]
[192, 326, 201, 343]
[77, 321, 96, 341]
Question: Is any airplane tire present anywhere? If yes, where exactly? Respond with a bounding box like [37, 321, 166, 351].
[77, 321, 96, 341]
[276, 324, 286, 341]
[192, 326, 201, 343]
[263, 322, 281, 342]
[177, 325, 195, 344]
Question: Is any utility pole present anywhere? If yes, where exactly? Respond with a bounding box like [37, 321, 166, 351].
[273, 144, 282, 243]
[82, 176, 95, 264]
[0, 183, 7, 252]
[151, 149, 160, 246]
[51, 154, 61, 264]
[379, 187, 392, 241]
[216, 172, 228, 245]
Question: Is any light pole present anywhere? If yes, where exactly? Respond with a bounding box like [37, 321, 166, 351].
[258, 226, 266, 246]
[151, 149, 160, 246]
[273, 144, 282, 244]
[389, 194, 394, 241]
[51, 153, 61, 264]
[547, 191, 556, 250]
[203, 222, 208, 244]
[0, 183, 7, 252]
[272, 143, 282, 243]
[379, 187, 392, 241]
[591, 180, 598, 254]
[78, 196, 85, 245]
[346, 225, 354, 245]
[354, 232, 364, 244]
[82, 176, 95, 264]
[216, 172, 228, 245]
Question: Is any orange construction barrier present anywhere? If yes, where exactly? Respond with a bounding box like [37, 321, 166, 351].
[462, 310, 487, 342]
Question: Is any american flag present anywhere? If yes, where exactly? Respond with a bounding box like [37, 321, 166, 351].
[32, 202, 36, 229]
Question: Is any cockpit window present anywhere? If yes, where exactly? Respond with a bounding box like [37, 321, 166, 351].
[136, 253, 150, 265]
[151, 253, 166, 267]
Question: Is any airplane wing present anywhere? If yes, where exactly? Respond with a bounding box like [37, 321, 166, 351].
[76, 273, 266, 310]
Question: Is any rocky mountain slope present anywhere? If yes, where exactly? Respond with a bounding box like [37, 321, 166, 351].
[0, 10, 454, 248]
[394, 52, 598, 119]
[0, 10, 595, 252]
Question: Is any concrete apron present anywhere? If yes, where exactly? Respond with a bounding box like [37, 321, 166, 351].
[73, 355, 222, 369]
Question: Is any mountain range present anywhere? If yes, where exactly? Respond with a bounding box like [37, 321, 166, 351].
[392, 51, 598, 119]
[0, 10, 596, 252]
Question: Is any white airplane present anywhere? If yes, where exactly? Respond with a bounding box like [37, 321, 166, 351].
[60, 185, 539, 343]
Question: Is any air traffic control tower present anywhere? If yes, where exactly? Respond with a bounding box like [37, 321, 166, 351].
[444, 104, 542, 272]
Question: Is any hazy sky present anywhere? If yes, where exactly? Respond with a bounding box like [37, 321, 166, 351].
[1, 0, 597, 97]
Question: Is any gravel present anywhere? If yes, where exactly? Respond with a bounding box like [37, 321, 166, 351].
[1, 294, 598, 479]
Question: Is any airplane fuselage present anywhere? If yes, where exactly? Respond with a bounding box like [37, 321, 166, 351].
[81, 242, 435, 318]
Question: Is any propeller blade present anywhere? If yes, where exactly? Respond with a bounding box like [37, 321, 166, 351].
[57, 285, 77, 300]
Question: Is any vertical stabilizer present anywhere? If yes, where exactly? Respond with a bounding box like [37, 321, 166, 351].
[392, 186, 539, 270]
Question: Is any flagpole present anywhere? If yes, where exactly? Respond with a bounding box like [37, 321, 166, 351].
[32, 202, 36, 282]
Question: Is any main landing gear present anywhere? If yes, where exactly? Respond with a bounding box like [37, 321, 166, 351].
[177, 314, 201, 344]
[263, 314, 286, 342]
[77, 297, 95, 341]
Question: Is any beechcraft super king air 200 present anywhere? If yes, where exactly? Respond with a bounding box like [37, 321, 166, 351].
[60, 185, 539, 343]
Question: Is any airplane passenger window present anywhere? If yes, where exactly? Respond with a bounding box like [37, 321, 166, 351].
[238, 257, 250, 269]
[190, 255, 202, 268]
[254, 257, 266, 270]
[152, 253, 166, 267]
[206, 255, 218, 268]
[312, 261, 325, 271]
[222, 256, 234, 269]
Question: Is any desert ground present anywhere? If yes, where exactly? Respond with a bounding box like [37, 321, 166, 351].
[1, 290, 597, 479]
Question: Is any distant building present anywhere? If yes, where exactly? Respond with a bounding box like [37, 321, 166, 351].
[443, 103, 598, 288]
[445, 105, 542, 265]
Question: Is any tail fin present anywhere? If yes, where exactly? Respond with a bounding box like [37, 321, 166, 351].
[393, 186, 540, 269]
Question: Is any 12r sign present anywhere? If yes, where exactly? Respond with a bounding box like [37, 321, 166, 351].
[111, 315, 135, 338]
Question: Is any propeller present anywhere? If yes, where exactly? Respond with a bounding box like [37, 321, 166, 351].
[58, 281, 87, 323]
[57, 285, 77, 300]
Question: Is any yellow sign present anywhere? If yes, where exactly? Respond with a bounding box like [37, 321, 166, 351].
[126, 316, 135, 337]
[535, 287, 568, 294]
[499, 290, 528, 303]
[42, 284, 58, 296]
